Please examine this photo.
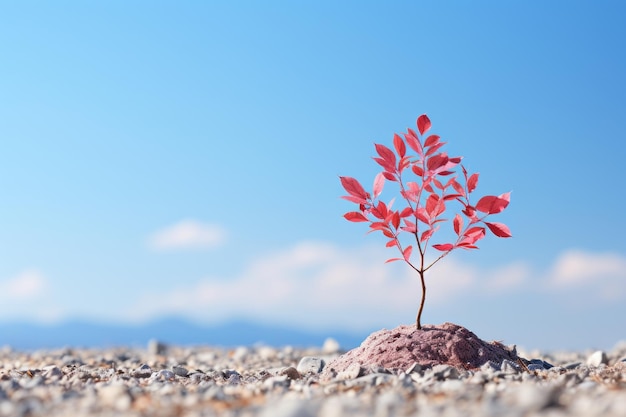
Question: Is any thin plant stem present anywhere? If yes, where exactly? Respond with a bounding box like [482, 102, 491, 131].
[416, 270, 426, 330]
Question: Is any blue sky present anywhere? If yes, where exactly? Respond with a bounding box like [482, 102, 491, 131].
[1, 1, 625, 351]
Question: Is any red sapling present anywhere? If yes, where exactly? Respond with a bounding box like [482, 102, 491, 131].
[340, 114, 511, 330]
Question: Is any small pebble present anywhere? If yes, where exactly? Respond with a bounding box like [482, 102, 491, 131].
[172, 365, 189, 377]
[296, 357, 325, 374]
[336, 362, 363, 380]
[131, 364, 152, 378]
[586, 350, 608, 367]
[279, 367, 301, 380]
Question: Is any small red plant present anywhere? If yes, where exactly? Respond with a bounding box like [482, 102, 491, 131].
[340, 114, 511, 330]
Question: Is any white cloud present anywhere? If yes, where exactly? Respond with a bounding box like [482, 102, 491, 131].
[0, 269, 47, 299]
[148, 219, 227, 251]
[546, 249, 626, 301]
[123, 243, 626, 329]
[126, 242, 489, 329]
[549, 250, 626, 287]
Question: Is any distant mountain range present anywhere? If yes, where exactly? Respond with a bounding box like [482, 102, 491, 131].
[0, 317, 370, 351]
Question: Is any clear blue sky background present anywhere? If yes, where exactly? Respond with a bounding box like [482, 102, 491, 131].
[1, 1, 625, 351]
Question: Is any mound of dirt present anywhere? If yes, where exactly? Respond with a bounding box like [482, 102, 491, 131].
[320, 322, 519, 380]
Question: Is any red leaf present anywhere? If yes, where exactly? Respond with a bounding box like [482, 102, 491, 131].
[373, 172, 385, 199]
[462, 227, 486, 245]
[373, 157, 395, 173]
[341, 195, 368, 204]
[420, 229, 435, 243]
[401, 220, 416, 233]
[433, 178, 445, 190]
[412, 165, 425, 177]
[426, 154, 449, 171]
[451, 178, 465, 196]
[369, 222, 389, 231]
[453, 214, 463, 235]
[382, 171, 397, 181]
[467, 173, 479, 193]
[404, 130, 423, 156]
[400, 207, 413, 217]
[391, 211, 400, 229]
[385, 258, 403, 263]
[443, 193, 463, 201]
[386, 240, 396, 248]
[344, 212, 368, 222]
[398, 156, 411, 172]
[340, 176, 369, 200]
[462, 204, 476, 219]
[485, 221, 512, 238]
[416, 207, 430, 224]
[424, 134, 440, 147]
[432, 243, 454, 251]
[393, 134, 406, 158]
[425, 142, 445, 157]
[425, 194, 439, 217]
[375, 143, 397, 169]
[417, 114, 431, 136]
[403, 245, 413, 260]
[371, 201, 388, 219]
[407, 182, 420, 193]
[457, 243, 478, 250]
[476, 194, 510, 214]
[426, 194, 445, 218]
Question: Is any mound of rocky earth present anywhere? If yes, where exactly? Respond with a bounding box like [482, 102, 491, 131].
[321, 322, 519, 380]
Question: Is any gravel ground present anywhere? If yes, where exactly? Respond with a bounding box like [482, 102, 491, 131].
[1, 339, 625, 417]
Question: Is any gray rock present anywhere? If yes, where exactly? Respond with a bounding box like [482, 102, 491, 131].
[297, 357, 325, 374]
[42, 366, 63, 380]
[481, 361, 499, 373]
[527, 358, 553, 369]
[563, 361, 582, 369]
[172, 365, 189, 377]
[586, 350, 608, 366]
[188, 372, 208, 383]
[131, 364, 153, 378]
[430, 364, 459, 380]
[336, 362, 363, 380]
[345, 373, 393, 388]
[405, 362, 422, 374]
[500, 359, 520, 374]
[155, 369, 175, 381]
[263, 375, 290, 390]
[527, 363, 545, 371]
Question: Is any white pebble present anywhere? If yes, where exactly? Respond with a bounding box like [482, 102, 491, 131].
[586, 350, 608, 366]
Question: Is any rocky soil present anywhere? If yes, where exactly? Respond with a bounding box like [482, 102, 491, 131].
[1, 323, 625, 416]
